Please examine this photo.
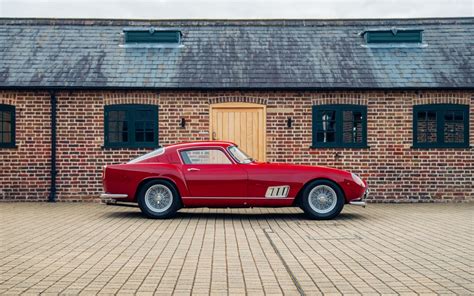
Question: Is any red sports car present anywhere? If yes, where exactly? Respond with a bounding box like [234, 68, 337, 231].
[101, 141, 368, 220]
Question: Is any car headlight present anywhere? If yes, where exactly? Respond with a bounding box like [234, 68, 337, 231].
[351, 173, 365, 187]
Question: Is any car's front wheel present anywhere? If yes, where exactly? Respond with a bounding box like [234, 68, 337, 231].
[301, 180, 344, 220]
[137, 180, 180, 219]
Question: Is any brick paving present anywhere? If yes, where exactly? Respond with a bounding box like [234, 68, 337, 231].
[0, 203, 472, 295]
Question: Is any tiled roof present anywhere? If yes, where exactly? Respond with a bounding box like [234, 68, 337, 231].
[0, 18, 472, 89]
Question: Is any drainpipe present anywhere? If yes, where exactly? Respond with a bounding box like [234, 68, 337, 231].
[48, 91, 57, 202]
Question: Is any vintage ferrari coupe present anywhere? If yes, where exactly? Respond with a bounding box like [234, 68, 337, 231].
[101, 141, 368, 219]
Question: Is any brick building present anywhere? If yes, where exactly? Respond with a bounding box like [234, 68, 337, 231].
[0, 18, 472, 202]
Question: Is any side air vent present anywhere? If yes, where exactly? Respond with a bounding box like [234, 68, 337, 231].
[265, 186, 290, 198]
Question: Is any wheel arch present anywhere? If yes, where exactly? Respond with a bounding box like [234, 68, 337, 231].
[293, 177, 346, 206]
[134, 177, 183, 207]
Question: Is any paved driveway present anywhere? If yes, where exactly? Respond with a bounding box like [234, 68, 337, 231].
[0, 203, 472, 295]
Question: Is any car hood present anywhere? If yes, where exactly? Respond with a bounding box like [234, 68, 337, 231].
[249, 161, 352, 176]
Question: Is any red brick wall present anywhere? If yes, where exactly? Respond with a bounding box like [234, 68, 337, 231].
[0, 91, 51, 200]
[1, 90, 472, 202]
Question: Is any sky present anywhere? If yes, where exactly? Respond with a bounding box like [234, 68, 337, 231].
[0, 0, 472, 19]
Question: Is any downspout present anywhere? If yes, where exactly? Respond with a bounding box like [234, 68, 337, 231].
[48, 91, 57, 202]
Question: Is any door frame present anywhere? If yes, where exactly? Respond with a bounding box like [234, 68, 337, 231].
[209, 102, 267, 161]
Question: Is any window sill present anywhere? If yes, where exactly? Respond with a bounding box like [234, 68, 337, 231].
[309, 145, 370, 149]
[410, 145, 472, 149]
[0, 145, 18, 149]
[101, 145, 161, 150]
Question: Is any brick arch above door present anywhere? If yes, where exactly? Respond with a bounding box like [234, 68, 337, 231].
[208, 94, 268, 106]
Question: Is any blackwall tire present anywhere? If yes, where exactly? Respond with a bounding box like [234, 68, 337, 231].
[301, 180, 344, 220]
[137, 180, 180, 219]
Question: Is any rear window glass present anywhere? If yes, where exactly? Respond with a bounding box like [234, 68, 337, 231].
[128, 147, 165, 163]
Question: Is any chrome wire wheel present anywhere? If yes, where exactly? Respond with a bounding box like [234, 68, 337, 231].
[308, 185, 338, 214]
[144, 184, 173, 213]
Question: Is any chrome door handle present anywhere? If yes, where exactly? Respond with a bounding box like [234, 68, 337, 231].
[187, 168, 200, 172]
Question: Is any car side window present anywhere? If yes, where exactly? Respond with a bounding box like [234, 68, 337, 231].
[180, 149, 232, 164]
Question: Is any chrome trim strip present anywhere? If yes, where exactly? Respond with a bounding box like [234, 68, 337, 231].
[100, 193, 128, 199]
[182, 196, 290, 200]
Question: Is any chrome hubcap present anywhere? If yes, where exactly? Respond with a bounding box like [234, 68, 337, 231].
[309, 185, 337, 214]
[144, 184, 173, 213]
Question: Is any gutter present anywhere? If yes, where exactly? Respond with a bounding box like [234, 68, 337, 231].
[48, 92, 57, 202]
[0, 86, 473, 92]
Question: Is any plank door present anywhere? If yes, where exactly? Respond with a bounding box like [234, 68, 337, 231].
[210, 103, 266, 161]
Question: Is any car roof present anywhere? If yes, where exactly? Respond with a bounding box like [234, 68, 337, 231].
[164, 141, 236, 151]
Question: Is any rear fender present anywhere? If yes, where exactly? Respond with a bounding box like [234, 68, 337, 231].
[132, 165, 189, 201]
[133, 175, 188, 201]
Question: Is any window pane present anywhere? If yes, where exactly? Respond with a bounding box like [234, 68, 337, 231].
[342, 110, 352, 121]
[321, 110, 336, 121]
[427, 111, 436, 121]
[2, 121, 10, 132]
[353, 111, 363, 122]
[109, 132, 118, 143]
[444, 110, 465, 144]
[416, 110, 437, 143]
[109, 121, 117, 132]
[417, 111, 426, 121]
[136, 132, 144, 142]
[145, 132, 154, 142]
[137, 110, 153, 120]
[145, 122, 153, 131]
[417, 132, 426, 143]
[182, 149, 231, 164]
[444, 120, 464, 143]
[342, 111, 363, 144]
[120, 121, 128, 132]
[2, 111, 11, 122]
[444, 111, 454, 121]
[444, 132, 464, 143]
[117, 111, 126, 121]
[454, 111, 463, 121]
[426, 132, 437, 143]
[135, 122, 144, 132]
[317, 131, 335, 143]
[121, 132, 128, 142]
[109, 111, 118, 121]
[3, 133, 10, 143]
[316, 121, 336, 132]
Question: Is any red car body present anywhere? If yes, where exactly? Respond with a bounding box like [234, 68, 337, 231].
[102, 141, 368, 209]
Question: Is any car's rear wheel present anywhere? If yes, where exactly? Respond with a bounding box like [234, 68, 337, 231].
[137, 180, 180, 219]
[301, 180, 344, 220]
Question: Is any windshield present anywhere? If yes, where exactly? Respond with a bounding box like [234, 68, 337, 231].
[228, 146, 254, 164]
[128, 147, 165, 164]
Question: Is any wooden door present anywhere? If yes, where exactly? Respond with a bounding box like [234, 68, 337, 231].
[210, 103, 266, 161]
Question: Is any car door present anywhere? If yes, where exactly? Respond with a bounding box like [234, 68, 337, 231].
[180, 147, 247, 197]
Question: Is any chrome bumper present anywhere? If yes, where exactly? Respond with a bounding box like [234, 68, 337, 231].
[349, 188, 369, 207]
[100, 193, 128, 199]
[349, 200, 366, 207]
